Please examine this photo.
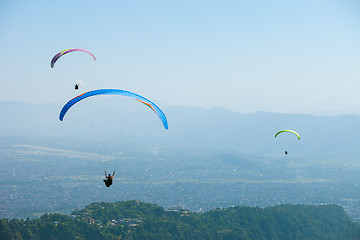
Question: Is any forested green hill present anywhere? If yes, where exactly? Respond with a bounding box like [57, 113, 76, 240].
[1, 200, 360, 240]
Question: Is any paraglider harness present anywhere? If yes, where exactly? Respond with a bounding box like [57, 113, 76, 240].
[74, 84, 79, 90]
[104, 171, 115, 187]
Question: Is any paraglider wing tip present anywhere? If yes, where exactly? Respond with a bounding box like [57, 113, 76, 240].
[59, 112, 65, 121]
[163, 121, 168, 129]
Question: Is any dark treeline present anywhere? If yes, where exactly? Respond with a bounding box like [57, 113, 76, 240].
[1, 200, 360, 240]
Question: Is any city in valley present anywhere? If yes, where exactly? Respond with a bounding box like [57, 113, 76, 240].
[1, 137, 360, 222]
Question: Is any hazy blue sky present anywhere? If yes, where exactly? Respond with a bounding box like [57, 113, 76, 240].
[0, 0, 359, 114]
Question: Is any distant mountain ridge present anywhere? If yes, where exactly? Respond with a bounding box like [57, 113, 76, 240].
[1, 200, 359, 240]
[1, 101, 360, 157]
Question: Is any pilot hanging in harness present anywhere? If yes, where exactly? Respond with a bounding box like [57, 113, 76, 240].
[103, 171, 115, 187]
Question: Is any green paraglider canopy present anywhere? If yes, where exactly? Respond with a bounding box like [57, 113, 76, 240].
[275, 130, 300, 140]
